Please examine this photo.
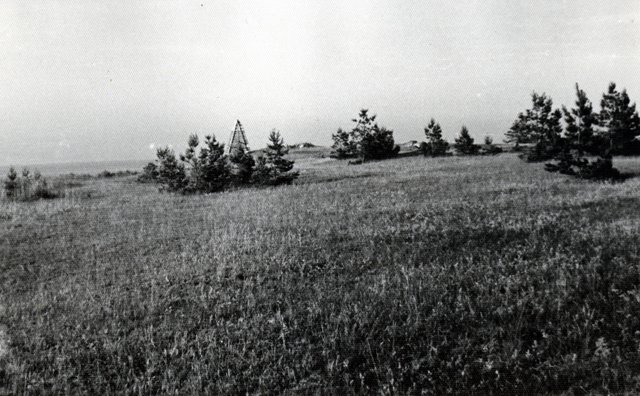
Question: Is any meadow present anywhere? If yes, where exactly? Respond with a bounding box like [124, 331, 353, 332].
[1, 152, 640, 394]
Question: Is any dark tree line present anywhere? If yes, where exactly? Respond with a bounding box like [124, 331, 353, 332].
[332, 110, 502, 161]
[507, 82, 640, 179]
[142, 130, 299, 193]
[421, 119, 501, 157]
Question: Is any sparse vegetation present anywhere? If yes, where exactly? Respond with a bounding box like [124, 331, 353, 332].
[481, 136, 503, 155]
[2, 167, 62, 201]
[2, 153, 640, 394]
[288, 142, 316, 149]
[97, 170, 138, 179]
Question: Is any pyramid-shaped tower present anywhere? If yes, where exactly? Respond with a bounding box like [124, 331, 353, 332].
[226, 120, 249, 155]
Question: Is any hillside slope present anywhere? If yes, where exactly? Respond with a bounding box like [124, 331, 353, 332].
[1, 154, 640, 394]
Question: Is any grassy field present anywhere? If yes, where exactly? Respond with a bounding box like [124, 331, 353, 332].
[1, 152, 640, 394]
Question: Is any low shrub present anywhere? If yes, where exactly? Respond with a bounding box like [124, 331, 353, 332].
[97, 170, 137, 179]
[137, 162, 159, 183]
[480, 136, 503, 155]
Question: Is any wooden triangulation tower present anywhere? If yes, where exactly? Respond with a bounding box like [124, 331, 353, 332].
[226, 120, 249, 155]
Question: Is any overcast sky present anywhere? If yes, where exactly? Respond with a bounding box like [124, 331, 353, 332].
[1, 1, 639, 165]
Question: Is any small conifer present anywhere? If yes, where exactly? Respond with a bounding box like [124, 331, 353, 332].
[453, 126, 479, 155]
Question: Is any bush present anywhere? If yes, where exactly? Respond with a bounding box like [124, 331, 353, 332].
[288, 142, 315, 149]
[545, 150, 620, 180]
[480, 136, 503, 155]
[138, 162, 159, 183]
[97, 170, 137, 179]
[519, 141, 562, 162]
[361, 126, 400, 160]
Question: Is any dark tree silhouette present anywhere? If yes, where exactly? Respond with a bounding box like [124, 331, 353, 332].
[453, 126, 479, 155]
[599, 82, 640, 155]
[422, 118, 449, 156]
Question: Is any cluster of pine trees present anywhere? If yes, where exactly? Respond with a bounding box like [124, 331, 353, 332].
[141, 130, 299, 193]
[420, 119, 502, 157]
[507, 82, 640, 179]
[3, 168, 59, 201]
[331, 109, 400, 162]
[331, 109, 502, 161]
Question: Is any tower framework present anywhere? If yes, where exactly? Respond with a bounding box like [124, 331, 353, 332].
[226, 120, 249, 155]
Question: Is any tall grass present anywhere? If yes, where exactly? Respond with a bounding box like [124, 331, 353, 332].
[1, 154, 640, 394]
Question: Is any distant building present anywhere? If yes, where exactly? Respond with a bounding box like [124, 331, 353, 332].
[226, 120, 249, 155]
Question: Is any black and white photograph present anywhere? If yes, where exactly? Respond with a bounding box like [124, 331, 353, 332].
[1, 1, 639, 394]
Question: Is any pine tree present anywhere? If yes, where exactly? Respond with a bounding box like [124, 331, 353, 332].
[454, 126, 479, 155]
[422, 118, 449, 156]
[254, 129, 299, 185]
[156, 147, 187, 192]
[506, 92, 563, 161]
[562, 84, 598, 154]
[331, 128, 356, 159]
[229, 146, 255, 185]
[266, 129, 294, 173]
[197, 134, 230, 192]
[360, 126, 399, 160]
[180, 134, 203, 191]
[252, 156, 272, 185]
[351, 109, 377, 147]
[4, 167, 18, 199]
[599, 82, 640, 155]
[546, 83, 620, 180]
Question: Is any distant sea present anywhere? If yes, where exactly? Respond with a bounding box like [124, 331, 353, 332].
[0, 159, 151, 177]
